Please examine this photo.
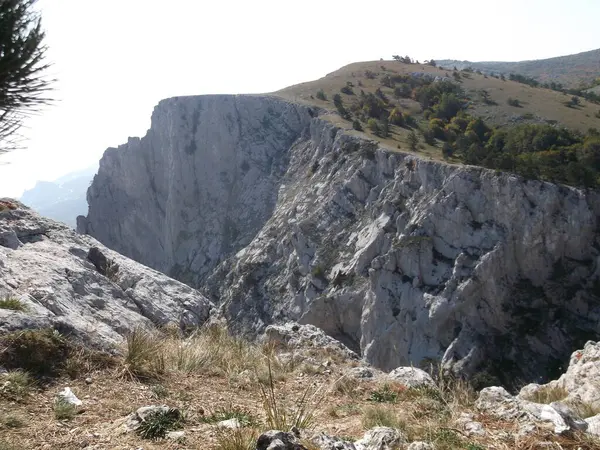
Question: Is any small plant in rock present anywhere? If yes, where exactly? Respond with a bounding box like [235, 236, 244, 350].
[53, 398, 76, 421]
[136, 408, 185, 440]
[0, 296, 27, 311]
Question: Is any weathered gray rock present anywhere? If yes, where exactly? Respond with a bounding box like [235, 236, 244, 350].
[520, 341, 600, 409]
[387, 367, 435, 388]
[0, 203, 213, 347]
[354, 427, 407, 450]
[477, 386, 588, 435]
[586, 414, 600, 436]
[80, 94, 600, 382]
[256, 430, 307, 450]
[125, 405, 171, 432]
[310, 432, 356, 450]
[217, 418, 241, 429]
[57, 387, 82, 406]
[406, 443, 434, 450]
[264, 322, 358, 360]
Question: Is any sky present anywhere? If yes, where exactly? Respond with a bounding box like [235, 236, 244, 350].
[1, 0, 599, 197]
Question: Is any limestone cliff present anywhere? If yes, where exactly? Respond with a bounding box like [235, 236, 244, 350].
[79, 94, 600, 385]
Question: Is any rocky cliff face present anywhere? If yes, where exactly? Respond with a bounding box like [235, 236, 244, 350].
[79, 95, 600, 385]
[1, 201, 212, 347]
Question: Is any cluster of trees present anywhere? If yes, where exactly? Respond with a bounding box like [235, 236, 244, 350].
[417, 92, 600, 187]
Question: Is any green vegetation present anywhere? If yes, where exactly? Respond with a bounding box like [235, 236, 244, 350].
[369, 384, 399, 403]
[507, 97, 521, 107]
[0, 0, 54, 154]
[200, 406, 258, 427]
[0, 370, 33, 401]
[136, 408, 185, 440]
[0, 329, 70, 377]
[316, 89, 327, 101]
[53, 398, 76, 421]
[0, 296, 27, 311]
[361, 404, 404, 429]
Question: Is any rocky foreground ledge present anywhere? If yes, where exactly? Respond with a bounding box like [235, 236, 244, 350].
[0, 200, 213, 345]
[3, 201, 600, 449]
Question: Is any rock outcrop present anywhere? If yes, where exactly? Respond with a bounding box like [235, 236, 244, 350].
[79, 94, 600, 384]
[1, 202, 213, 347]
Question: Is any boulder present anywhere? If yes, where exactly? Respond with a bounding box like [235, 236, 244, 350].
[256, 430, 307, 450]
[354, 427, 407, 450]
[387, 367, 435, 388]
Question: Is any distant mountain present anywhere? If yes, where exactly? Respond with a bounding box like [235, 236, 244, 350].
[438, 48, 600, 88]
[20, 165, 97, 228]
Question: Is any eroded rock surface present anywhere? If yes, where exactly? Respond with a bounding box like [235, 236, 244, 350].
[0, 202, 213, 347]
[80, 94, 600, 383]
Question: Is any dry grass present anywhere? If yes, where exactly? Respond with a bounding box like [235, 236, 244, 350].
[521, 385, 568, 404]
[2, 326, 600, 449]
[0, 296, 27, 312]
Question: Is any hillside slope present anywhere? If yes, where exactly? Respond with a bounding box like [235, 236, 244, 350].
[438, 47, 600, 88]
[276, 60, 600, 135]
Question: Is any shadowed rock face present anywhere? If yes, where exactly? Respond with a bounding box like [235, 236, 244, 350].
[78, 95, 314, 287]
[80, 94, 600, 385]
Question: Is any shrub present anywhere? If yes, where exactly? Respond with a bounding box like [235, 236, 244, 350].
[408, 131, 419, 150]
[0, 370, 33, 400]
[367, 118, 379, 134]
[442, 142, 453, 158]
[389, 108, 404, 126]
[422, 129, 436, 146]
[393, 84, 412, 99]
[364, 70, 376, 79]
[54, 398, 77, 421]
[507, 97, 521, 107]
[352, 119, 363, 131]
[0, 296, 27, 311]
[340, 85, 354, 95]
[0, 329, 70, 377]
[136, 408, 185, 440]
[316, 90, 327, 101]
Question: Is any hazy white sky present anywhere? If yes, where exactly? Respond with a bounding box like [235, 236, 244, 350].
[1, 0, 599, 197]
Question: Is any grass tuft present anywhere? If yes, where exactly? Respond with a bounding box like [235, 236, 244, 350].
[523, 385, 568, 404]
[361, 404, 405, 430]
[214, 427, 258, 450]
[258, 359, 326, 431]
[123, 328, 166, 381]
[53, 398, 77, 421]
[0, 370, 33, 400]
[0, 296, 27, 312]
[136, 408, 185, 440]
[1, 414, 26, 429]
[200, 406, 258, 427]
